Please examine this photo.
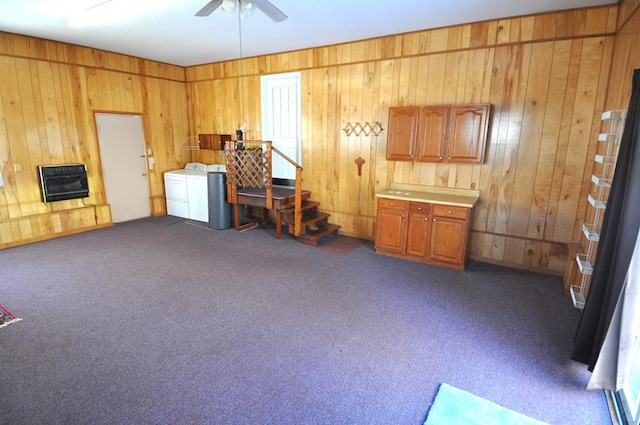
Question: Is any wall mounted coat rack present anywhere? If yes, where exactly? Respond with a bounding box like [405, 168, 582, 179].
[343, 122, 383, 137]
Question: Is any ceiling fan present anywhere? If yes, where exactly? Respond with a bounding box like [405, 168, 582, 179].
[195, 0, 287, 22]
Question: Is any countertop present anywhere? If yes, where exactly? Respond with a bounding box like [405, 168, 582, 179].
[375, 183, 480, 208]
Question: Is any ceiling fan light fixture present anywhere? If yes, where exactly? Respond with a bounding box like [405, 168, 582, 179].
[196, 0, 287, 22]
[222, 0, 255, 19]
[241, 1, 256, 18]
[221, 0, 238, 15]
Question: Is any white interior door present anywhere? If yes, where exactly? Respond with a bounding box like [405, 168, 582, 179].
[95, 113, 150, 223]
[261, 72, 301, 180]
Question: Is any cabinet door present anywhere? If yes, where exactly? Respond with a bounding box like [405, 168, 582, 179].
[428, 216, 466, 265]
[387, 107, 420, 161]
[406, 204, 431, 257]
[447, 104, 490, 163]
[375, 208, 408, 254]
[198, 134, 232, 150]
[416, 105, 449, 162]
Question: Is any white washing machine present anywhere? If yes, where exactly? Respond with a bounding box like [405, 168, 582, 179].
[164, 163, 218, 222]
[164, 163, 227, 222]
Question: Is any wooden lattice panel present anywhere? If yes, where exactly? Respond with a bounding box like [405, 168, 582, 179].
[225, 142, 269, 187]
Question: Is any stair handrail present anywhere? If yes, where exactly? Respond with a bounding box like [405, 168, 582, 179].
[271, 144, 304, 237]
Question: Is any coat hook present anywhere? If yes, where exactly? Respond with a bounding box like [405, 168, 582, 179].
[355, 156, 365, 176]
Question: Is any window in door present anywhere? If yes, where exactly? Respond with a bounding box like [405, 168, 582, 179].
[260, 72, 301, 180]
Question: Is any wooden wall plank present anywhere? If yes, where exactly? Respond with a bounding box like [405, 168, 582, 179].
[553, 37, 607, 243]
[501, 43, 533, 265]
[530, 40, 572, 241]
[512, 42, 554, 241]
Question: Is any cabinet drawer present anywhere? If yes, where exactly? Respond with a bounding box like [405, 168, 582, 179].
[432, 204, 468, 219]
[409, 202, 430, 214]
[378, 198, 408, 211]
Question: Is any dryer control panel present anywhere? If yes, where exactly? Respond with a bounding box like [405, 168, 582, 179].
[184, 163, 206, 172]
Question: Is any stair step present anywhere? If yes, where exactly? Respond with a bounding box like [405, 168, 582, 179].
[301, 212, 330, 227]
[297, 224, 341, 246]
[278, 201, 320, 213]
[288, 212, 330, 233]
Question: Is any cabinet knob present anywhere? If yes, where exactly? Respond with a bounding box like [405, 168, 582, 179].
[448, 210, 452, 214]
[401, 214, 406, 218]
[433, 218, 436, 222]
[410, 155, 415, 159]
[389, 203, 394, 207]
[417, 206, 422, 210]
[439, 156, 443, 160]
[447, 157, 452, 161]
[424, 217, 429, 221]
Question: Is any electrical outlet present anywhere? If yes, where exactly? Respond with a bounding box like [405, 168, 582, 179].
[13, 163, 23, 173]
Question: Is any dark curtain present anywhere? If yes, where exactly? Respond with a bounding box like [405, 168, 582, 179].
[572, 69, 640, 370]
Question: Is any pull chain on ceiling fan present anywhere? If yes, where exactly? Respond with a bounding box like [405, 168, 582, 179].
[195, 0, 287, 22]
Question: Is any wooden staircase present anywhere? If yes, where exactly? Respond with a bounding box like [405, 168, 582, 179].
[277, 199, 340, 246]
[225, 140, 340, 246]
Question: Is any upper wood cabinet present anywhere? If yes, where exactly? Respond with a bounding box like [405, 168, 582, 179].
[447, 104, 491, 163]
[386, 107, 421, 161]
[417, 106, 450, 162]
[386, 103, 490, 164]
[198, 134, 232, 150]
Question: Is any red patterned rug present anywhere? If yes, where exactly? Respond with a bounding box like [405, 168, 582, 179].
[0, 303, 22, 329]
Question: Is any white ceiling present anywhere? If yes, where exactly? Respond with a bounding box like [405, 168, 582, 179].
[0, 0, 618, 67]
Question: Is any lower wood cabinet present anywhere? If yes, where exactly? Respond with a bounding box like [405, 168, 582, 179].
[406, 202, 431, 257]
[374, 198, 408, 254]
[374, 197, 473, 270]
[429, 205, 468, 265]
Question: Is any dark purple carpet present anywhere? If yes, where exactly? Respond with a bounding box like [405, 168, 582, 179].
[0, 218, 610, 424]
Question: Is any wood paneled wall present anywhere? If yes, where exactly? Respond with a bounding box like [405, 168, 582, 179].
[606, 0, 640, 111]
[186, 6, 618, 274]
[1, 3, 633, 277]
[0, 32, 190, 248]
[564, 0, 640, 292]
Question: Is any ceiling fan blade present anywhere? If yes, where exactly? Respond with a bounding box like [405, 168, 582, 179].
[253, 0, 287, 22]
[195, 0, 223, 17]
